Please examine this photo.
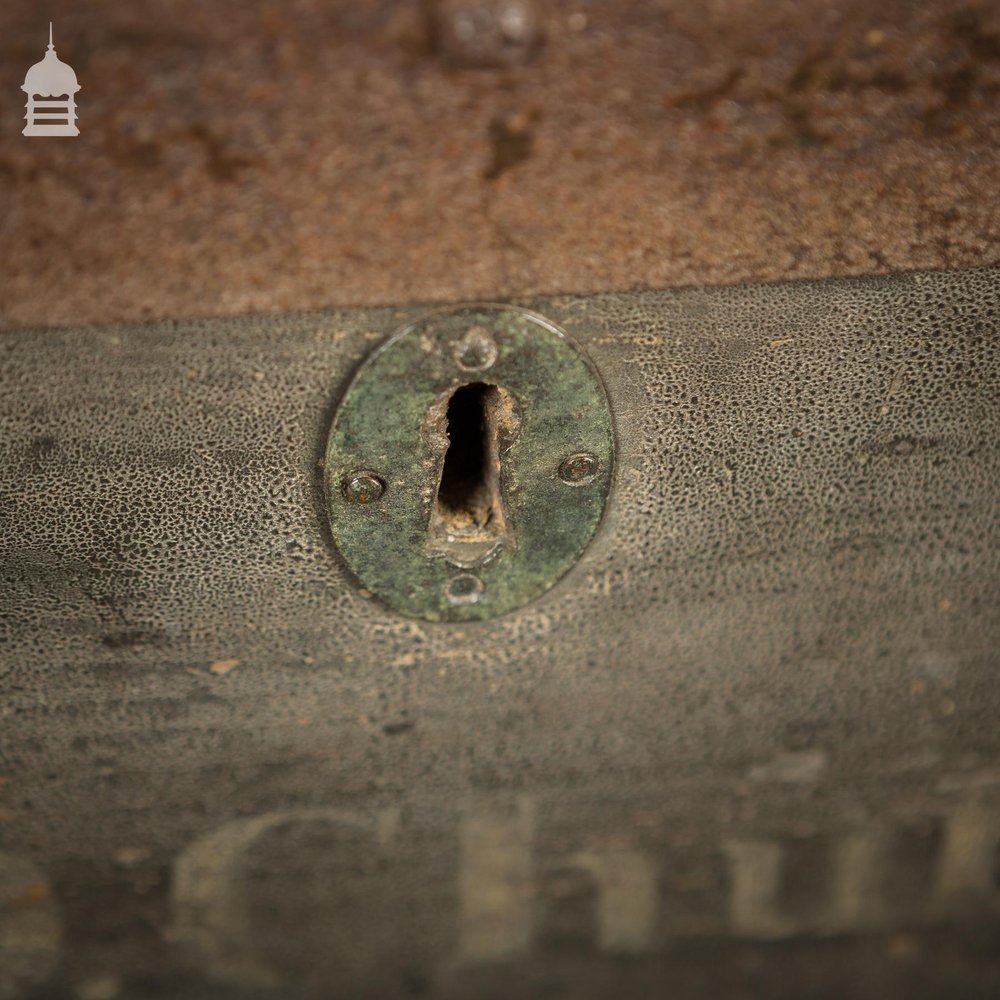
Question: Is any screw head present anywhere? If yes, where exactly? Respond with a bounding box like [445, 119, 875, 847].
[446, 572, 484, 605]
[559, 452, 599, 485]
[453, 326, 499, 372]
[342, 471, 385, 505]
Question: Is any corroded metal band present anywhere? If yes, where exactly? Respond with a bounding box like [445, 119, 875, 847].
[324, 305, 614, 621]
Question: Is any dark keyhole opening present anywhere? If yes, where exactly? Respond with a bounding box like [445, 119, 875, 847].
[427, 381, 520, 566]
[437, 382, 496, 529]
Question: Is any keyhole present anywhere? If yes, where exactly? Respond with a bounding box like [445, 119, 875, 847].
[437, 383, 499, 530]
[427, 382, 520, 567]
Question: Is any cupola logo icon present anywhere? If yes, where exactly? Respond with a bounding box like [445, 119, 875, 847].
[22, 23, 81, 137]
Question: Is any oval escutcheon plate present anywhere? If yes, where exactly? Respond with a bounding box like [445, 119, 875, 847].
[325, 305, 614, 621]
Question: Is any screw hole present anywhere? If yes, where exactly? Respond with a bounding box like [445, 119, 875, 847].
[446, 573, 484, 605]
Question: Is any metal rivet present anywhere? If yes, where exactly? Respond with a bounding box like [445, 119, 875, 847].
[342, 471, 385, 505]
[453, 326, 499, 372]
[446, 572, 484, 605]
[559, 452, 599, 485]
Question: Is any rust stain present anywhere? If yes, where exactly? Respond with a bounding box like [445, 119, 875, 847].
[11, 881, 52, 906]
